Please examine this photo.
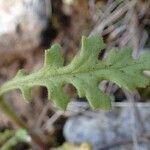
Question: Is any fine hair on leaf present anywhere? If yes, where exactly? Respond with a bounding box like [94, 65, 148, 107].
[0, 34, 150, 110]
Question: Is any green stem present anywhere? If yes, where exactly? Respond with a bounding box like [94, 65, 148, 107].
[0, 96, 28, 129]
[0, 96, 48, 150]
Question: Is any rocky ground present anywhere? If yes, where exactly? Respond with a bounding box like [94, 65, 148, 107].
[0, 0, 150, 150]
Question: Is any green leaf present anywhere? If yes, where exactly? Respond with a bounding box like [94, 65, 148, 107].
[0, 34, 150, 110]
[44, 44, 64, 68]
[0, 129, 30, 150]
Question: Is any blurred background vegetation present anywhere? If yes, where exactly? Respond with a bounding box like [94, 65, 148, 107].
[0, 0, 150, 149]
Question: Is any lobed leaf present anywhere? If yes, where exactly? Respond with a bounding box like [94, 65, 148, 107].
[0, 34, 150, 110]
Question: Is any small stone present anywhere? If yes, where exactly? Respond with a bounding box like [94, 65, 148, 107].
[0, 0, 51, 52]
[63, 104, 150, 150]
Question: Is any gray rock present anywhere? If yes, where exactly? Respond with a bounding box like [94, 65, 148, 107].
[64, 103, 150, 150]
[0, 0, 51, 52]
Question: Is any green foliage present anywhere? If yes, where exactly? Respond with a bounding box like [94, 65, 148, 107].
[0, 130, 14, 146]
[0, 34, 150, 110]
[0, 129, 30, 150]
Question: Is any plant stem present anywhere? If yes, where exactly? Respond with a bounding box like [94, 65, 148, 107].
[0, 96, 48, 150]
[0, 96, 28, 129]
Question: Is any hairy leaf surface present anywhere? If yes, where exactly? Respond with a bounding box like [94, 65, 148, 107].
[0, 34, 150, 109]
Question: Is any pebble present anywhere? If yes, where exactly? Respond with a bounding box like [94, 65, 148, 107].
[0, 0, 51, 52]
[64, 103, 150, 150]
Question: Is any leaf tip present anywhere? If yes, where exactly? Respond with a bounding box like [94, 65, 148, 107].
[20, 87, 32, 102]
